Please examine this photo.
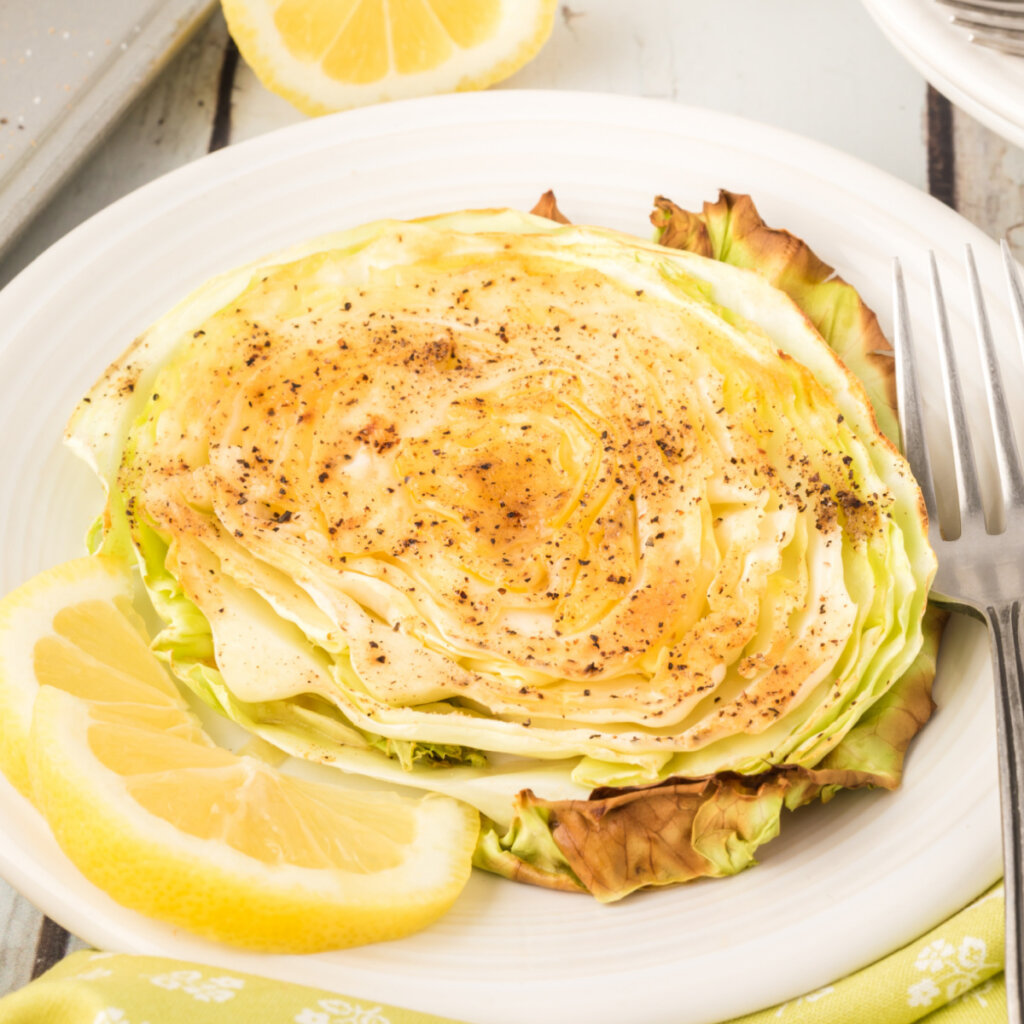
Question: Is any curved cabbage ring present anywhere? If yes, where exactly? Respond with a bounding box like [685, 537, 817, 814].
[68, 208, 935, 807]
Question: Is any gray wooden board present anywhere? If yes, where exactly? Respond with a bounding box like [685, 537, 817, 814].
[0, 0, 216, 260]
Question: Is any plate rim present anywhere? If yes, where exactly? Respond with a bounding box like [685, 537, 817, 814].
[0, 88, 1005, 318]
[0, 89, 1005, 1024]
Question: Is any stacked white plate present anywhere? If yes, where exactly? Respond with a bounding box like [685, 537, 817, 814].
[860, 0, 1024, 147]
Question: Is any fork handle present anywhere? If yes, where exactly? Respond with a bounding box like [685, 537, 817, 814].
[988, 600, 1024, 1022]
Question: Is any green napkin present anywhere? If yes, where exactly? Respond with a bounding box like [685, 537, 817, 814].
[730, 883, 1005, 1023]
[0, 884, 1006, 1024]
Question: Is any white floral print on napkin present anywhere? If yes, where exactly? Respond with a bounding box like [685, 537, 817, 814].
[906, 935, 999, 1008]
[772, 985, 836, 1017]
[75, 967, 114, 982]
[294, 997, 393, 1024]
[92, 1008, 150, 1024]
[145, 969, 245, 1003]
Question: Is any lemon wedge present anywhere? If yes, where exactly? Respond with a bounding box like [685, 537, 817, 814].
[221, 0, 558, 115]
[2, 556, 478, 951]
[0, 556, 191, 799]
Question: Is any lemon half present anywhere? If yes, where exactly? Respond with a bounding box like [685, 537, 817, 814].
[222, 0, 558, 115]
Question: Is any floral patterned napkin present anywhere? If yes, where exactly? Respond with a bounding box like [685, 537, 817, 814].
[730, 883, 1005, 1023]
[0, 884, 1006, 1024]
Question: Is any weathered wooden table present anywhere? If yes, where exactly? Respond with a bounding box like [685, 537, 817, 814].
[1, 0, 1021, 1004]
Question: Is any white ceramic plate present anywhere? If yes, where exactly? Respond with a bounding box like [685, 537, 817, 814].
[860, 0, 1024, 149]
[0, 91, 1007, 1024]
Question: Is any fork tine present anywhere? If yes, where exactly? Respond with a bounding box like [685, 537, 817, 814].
[966, 244, 1024, 515]
[1003, 240, 1024, 360]
[964, 35, 1024, 56]
[938, 0, 1024, 14]
[955, 16, 1024, 35]
[930, 252, 988, 534]
[952, 9, 1024, 29]
[937, 0, 1024, 51]
[893, 259, 940, 529]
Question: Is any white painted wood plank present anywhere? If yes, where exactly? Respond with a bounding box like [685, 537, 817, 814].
[953, 106, 1024, 257]
[65, 934, 91, 957]
[502, 0, 928, 189]
[228, 59, 305, 144]
[0, 885, 44, 993]
[229, 0, 929, 191]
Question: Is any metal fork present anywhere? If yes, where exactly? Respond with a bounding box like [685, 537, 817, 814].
[894, 243, 1024, 1022]
[936, 0, 1024, 54]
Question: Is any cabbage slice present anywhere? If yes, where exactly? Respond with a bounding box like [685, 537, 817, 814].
[67, 198, 938, 899]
